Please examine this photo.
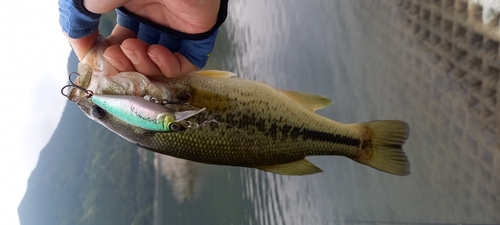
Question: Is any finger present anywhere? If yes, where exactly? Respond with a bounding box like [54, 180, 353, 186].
[84, 0, 130, 14]
[103, 25, 137, 71]
[65, 31, 99, 60]
[105, 24, 137, 46]
[147, 44, 198, 77]
[121, 39, 163, 76]
[103, 45, 136, 72]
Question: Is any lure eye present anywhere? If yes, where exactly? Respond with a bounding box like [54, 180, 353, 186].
[169, 122, 181, 132]
[91, 105, 106, 119]
[176, 91, 191, 102]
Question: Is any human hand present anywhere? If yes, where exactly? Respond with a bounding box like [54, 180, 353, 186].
[66, 0, 222, 77]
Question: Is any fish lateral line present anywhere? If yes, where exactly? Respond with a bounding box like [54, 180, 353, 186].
[180, 118, 289, 157]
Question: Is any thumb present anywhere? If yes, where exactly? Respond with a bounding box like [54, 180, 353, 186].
[66, 30, 99, 61]
[83, 0, 130, 14]
[67, 0, 130, 60]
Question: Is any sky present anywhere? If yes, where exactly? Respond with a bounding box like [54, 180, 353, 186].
[0, 1, 70, 224]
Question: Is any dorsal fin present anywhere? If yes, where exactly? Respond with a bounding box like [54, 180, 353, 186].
[195, 70, 236, 78]
[279, 90, 333, 112]
[256, 159, 323, 175]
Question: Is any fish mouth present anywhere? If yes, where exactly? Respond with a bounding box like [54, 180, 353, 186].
[62, 35, 188, 129]
[64, 36, 170, 104]
[66, 36, 111, 103]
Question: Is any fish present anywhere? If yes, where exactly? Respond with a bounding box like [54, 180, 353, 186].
[66, 37, 411, 176]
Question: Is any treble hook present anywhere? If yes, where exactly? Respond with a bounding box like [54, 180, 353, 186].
[60, 72, 93, 98]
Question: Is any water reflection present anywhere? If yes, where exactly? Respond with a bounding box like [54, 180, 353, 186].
[152, 0, 499, 224]
[154, 153, 201, 203]
[219, 0, 499, 224]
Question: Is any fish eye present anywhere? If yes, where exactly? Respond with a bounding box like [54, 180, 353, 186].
[169, 122, 181, 132]
[91, 105, 106, 119]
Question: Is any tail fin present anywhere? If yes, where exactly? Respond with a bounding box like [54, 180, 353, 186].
[355, 120, 410, 176]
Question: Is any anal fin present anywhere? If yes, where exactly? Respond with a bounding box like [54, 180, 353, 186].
[256, 159, 323, 175]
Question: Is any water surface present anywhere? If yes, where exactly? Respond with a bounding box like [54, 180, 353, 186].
[155, 1, 499, 224]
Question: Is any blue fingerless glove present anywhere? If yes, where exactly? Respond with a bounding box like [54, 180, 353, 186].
[116, 7, 222, 69]
[59, 0, 101, 38]
[59, 0, 228, 69]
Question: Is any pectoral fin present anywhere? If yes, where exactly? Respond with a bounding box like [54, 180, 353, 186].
[256, 159, 323, 175]
[279, 90, 332, 112]
[195, 70, 236, 78]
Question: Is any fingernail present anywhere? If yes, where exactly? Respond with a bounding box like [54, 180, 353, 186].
[148, 52, 162, 67]
[122, 48, 139, 64]
[104, 55, 125, 71]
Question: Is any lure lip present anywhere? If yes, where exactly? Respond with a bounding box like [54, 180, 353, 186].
[173, 108, 206, 122]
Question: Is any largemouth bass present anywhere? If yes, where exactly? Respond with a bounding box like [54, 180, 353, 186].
[66, 37, 410, 176]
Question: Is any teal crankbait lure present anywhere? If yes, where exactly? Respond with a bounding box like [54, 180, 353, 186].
[90, 94, 205, 132]
[60, 74, 205, 132]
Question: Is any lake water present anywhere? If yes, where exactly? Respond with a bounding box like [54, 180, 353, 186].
[153, 1, 500, 224]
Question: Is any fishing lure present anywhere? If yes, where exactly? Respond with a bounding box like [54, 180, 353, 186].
[91, 94, 205, 132]
[61, 76, 204, 132]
